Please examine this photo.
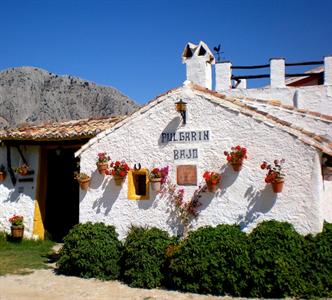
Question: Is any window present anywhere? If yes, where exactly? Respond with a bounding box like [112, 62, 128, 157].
[127, 169, 149, 200]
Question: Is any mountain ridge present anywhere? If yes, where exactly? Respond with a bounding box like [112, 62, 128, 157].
[0, 66, 139, 128]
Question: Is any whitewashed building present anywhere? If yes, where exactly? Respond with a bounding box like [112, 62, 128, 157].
[75, 42, 332, 239]
[0, 41, 331, 240]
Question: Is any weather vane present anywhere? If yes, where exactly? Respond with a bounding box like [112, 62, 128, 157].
[213, 44, 224, 63]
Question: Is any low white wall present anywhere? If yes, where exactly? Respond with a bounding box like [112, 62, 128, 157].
[223, 85, 332, 115]
[79, 87, 324, 240]
[0, 146, 39, 238]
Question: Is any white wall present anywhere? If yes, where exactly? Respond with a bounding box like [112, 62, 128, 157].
[0, 146, 39, 237]
[79, 87, 324, 240]
[222, 85, 332, 115]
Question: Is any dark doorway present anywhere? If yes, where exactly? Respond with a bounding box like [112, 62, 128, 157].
[44, 147, 79, 241]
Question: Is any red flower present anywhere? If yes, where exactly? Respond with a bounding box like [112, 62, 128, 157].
[260, 162, 267, 169]
[119, 171, 126, 177]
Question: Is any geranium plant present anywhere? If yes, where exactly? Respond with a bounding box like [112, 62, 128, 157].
[261, 159, 285, 183]
[96, 152, 110, 164]
[74, 172, 90, 182]
[149, 166, 169, 183]
[110, 160, 130, 178]
[203, 171, 222, 192]
[9, 214, 24, 226]
[203, 171, 221, 185]
[224, 145, 247, 171]
[14, 164, 29, 176]
[96, 152, 110, 175]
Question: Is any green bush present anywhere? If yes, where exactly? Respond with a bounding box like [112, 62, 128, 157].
[248, 220, 307, 298]
[122, 226, 175, 288]
[57, 222, 122, 280]
[303, 222, 332, 297]
[168, 224, 250, 296]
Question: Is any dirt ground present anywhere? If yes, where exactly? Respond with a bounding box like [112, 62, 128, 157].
[0, 268, 239, 300]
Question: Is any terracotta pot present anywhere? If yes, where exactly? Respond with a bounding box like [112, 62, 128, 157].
[150, 178, 162, 192]
[114, 175, 125, 186]
[79, 178, 90, 190]
[19, 168, 29, 176]
[272, 181, 284, 193]
[11, 225, 24, 239]
[231, 162, 242, 172]
[0, 171, 6, 182]
[206, 182, 218, 192]
[96, 162, 109, 175]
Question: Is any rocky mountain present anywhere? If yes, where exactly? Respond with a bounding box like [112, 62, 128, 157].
[0, 67, 139, 128]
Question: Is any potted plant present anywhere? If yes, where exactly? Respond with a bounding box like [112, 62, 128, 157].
[203, 171, 222, 192]
[96, 152, 110, 175]
[149, 166, 169, 192]
[110, 160, 130, 186]
[0, 164, 6, 182]
[9, 214, 24, 239]
[14, 164, 29, 176]
[74, 172, 91, 190]
[224, 145, 247, 171]
[261, 159, 285, 193]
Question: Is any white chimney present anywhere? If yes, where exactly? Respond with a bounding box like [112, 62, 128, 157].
[215, 61, 232, 91]
[270, 58, 285, 88]
[182, 41, 215, 90]
[324, 55, 332, 85]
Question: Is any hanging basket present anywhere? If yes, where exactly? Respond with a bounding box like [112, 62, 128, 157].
[79, 178, 90, 190]
[206, 182, 218, 193]
[0, 171, 6, 182]
[113, 175, 125, 186]
[11, 225, 24, 239]
[96, 162, 109, 175]
[231, 162, 243, 172]
[150, 178, 162, 192]
[272, 181, 284, 193]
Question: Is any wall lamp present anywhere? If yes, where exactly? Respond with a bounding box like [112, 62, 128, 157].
[175, 99, 187, 124]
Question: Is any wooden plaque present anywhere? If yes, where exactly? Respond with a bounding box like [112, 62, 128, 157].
[176, 165, 197, 186]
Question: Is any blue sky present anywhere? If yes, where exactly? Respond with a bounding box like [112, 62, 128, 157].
[0, 0, 331, 104]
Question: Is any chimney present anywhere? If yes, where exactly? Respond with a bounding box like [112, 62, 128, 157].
[270, 58, 285, 88]
[215, 61, 232, 91]
[324, 55, 332, 85]
[182, 41, 215, 90]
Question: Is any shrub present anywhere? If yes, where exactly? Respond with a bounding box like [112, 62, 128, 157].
[167, 225, 250, 296]
[57, 222, 122, 280]
[122, 226, 175, 289]
[303, 222, 332, 297]
[248, 220, 306, 298]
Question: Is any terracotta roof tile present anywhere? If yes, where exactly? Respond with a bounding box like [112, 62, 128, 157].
[0, 116, 123, 141]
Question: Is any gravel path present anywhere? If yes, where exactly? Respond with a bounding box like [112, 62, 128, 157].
[0, 268, 239, 300]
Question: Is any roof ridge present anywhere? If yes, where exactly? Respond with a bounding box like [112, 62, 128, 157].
[190, 84, 332, 155]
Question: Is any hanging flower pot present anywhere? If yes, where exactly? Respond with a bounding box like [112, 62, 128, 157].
[206, 182, 218, 193]
[96, 152, 111, 175]
[96, 162, 109, 175]
[148, 166, 169, 192]
[150, 177, 162, 192]
[74, 172, 91, 190]
[0, 171, 6, 182]
[79, 178, 90, 190]
[224, 145, 247, 172]
[203, 171, 221, 193]
[11, 225, 24, 239]
[261, 159, 286, 193]
[231, 162, 242, 172]
[113, 175, 125, 186]
[271, 181, 284, 193]
[15, 164, 29, 176]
